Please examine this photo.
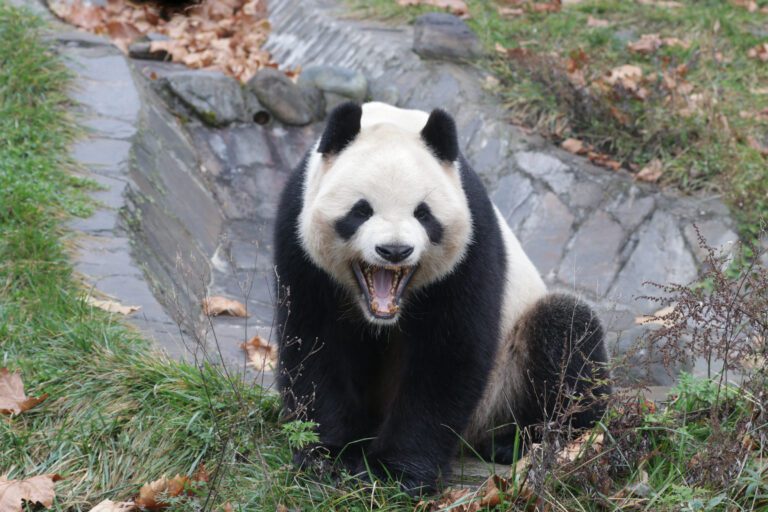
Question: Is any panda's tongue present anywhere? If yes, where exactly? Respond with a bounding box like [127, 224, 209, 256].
[372, 267, 395, 311]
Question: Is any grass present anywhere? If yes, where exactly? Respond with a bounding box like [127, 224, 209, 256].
[351, 0, 768, 245]
[1, 0, 766, 510]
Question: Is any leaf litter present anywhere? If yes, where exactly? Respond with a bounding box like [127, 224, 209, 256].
[48, 0, 281, 82]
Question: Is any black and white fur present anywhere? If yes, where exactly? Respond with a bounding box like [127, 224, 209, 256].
[274, 102, 610, 494]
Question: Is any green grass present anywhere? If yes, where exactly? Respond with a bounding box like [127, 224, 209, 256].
[351, 0, 768, 243]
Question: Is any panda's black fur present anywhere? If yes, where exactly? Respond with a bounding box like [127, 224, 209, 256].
[274, 103, 610, 494]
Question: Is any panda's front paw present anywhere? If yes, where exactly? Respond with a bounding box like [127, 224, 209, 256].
[292, 444, 334, 474]
[357, 455, 438, 497]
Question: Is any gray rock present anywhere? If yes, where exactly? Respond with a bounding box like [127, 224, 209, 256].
[128, 41, 168, 61]
[514, 151, 574, 196]
[323, 91, 352, 113]
[299, 65, 368, 103]
[369, 80, 399, 106]
[298, 82, 326, 121]
[243, 91, 273, 125]
[164, 71, 246, 127]
[608, 190, 655, 232]
[247, 68, 313, 126]
[610, 211, 698, 314]
[413, 13, 482, 61]
[558, 211, 624, 293]
[682, 220, 738, 263]
[518, 192, 575, 278]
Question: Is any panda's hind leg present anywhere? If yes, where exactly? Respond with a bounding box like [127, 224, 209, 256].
[512, 293, 611, 435]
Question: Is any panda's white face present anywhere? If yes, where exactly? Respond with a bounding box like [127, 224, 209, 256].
[299, 105, 472, 325]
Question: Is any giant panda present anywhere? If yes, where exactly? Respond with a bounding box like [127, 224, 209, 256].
[273, 101, 610, 494]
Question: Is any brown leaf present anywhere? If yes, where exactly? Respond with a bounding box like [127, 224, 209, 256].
[747, 43, 768, 62]
[497, 6, 524, 16]
[530, 1, 561, 13]
[89, 500, 137, 511]
[635, 158, 664, 183]
[628, 33, 662, 54]
[661, 36, 690, 49]
[396, 0, 469, 16]
[731, 0, 758, 12]
[241, 335, 276, 371]
[105, 20, 142, 53]
[86, 297, 141, 315]
[747, 136, 768, 156]
[0, 368, 48, 416]
[557, 432, 604, 464]
[202, 296, 248, 317]
[561, 138, 587, 155]
[0, 474, 62, 511]
[586, 15, 610, 27]
[588, 151, 622, 170]
[636, 0, 683, 6]
[605, 64, 643, 90]
[134, 475, 190, 510]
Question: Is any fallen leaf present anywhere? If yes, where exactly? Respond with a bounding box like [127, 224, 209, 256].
[635, 158, 663, 183]
[635, 304, 676, 326]
[202, 296, 248, 317]
[0, 368, 48, 415]
[604, 64, 643, 91]
[134, 475, 190, 510]
[0, 474, 62, 511]
[731, 0, 758, 12]
[661, 36, 690, 49]
[530, 1, 562, 13]
[587, 15, 610, 27]
[558, 432, 604, 464]
[241, 335, 276, 371]
[395, 0, 469, 16]
[628, 33, 662, 54]
[86, 297, 141, 315]
[636, 0, 683, 7]
[561, 138, 587, 155]
[497, 6, 524, 16]
[747, 43, 768, 62]
[747, 136, 768, 156]
[588, 151, 622, 170]
[89, 500, 137, 511]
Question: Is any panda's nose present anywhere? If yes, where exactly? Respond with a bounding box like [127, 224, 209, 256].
[375, 244, 414, 263]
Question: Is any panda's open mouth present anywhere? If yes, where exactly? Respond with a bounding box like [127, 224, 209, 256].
[352, 262, 416, 319]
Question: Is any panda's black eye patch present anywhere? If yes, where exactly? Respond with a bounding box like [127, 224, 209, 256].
[335, 199, 373, 240]
[414, 202, 444, 245]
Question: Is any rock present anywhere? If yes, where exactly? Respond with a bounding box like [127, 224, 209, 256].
[369, 80, 399, 106]
[609, 211, 697, 314]
[128, 41, 167, 61]
[518, 192, 575, 278]
[298, 65, 368, 103]
[298, 82, 326, 121]
[413, 13, 482, 61]
[246, 68, 313, 126]
[323, 91, 352, 113]
[558, 211, 625, 293]
[243, 91, 272, 125]
[514, 151, 574, 196]
[682, 220, 738, 263]
[163, 70, 246, 127]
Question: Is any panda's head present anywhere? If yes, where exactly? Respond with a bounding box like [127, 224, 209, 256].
[298, 102, 473, 325]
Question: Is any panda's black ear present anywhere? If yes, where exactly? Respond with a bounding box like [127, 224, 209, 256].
[420, 108, 458, 163]
[317, 102, 363, 156]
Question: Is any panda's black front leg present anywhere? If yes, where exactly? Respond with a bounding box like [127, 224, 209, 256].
[360, 326, 494, 495]
[278, 330, 378, 470]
